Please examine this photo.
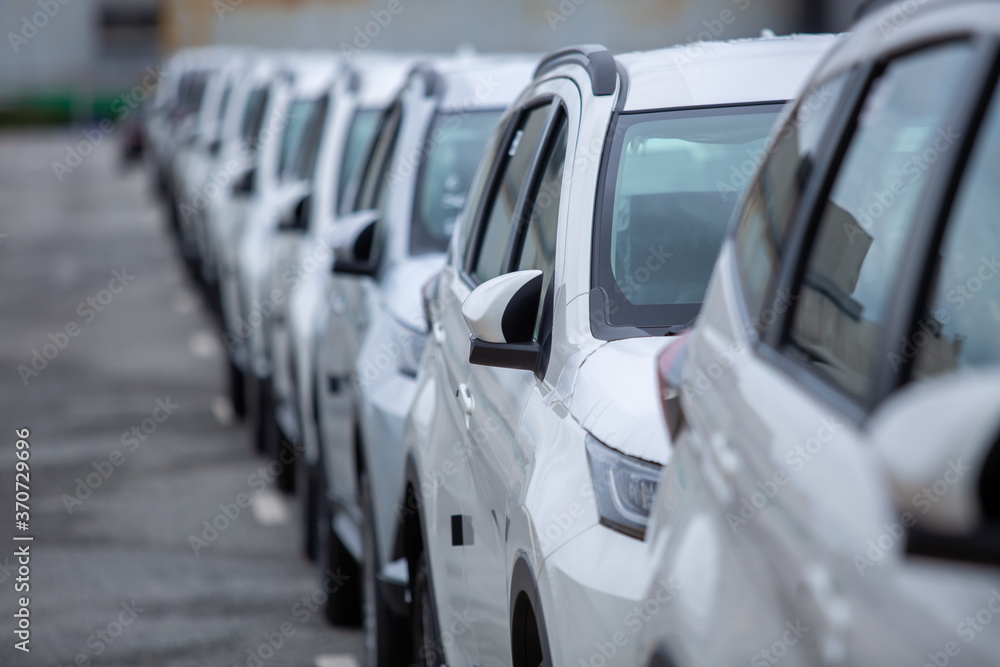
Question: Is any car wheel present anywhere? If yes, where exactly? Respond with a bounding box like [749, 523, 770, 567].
[411, 550, 443, 667]
[361, 471, 409, 667]
[301, 456, 319, 561]
[275, 433, 297, 494]
[317, 470, 362, 626]
[227, 357, 246, 420]
[252, 377, 278, 457]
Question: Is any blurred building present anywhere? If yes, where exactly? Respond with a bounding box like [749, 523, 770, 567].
[2, 0, 869, 123]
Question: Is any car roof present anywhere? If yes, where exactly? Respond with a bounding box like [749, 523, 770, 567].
[616, 33, 839, 111]
[344, 53, 427, 109]
[415, 55, 539, 113]
[814, 0, 1000, 84]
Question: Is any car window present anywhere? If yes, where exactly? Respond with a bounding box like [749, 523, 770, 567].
[354, 103, 403, 212]
[337, 109, 379, 214]
[471, 103, 552, 284]
[913, 79, 1000, 380]
[734, 75, 849, 330]
[411, 109, 502, 255]
[515, 115, 568, 340]
[787, 42, 973, 402]
[295, 95, 329, 182]
[278, 100, 313, 180]
[240, 88, 268, 152]
[595, 104, 783, 331]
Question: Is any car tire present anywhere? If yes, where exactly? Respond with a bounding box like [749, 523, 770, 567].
[275, 432, 297, 494]
[227, 357, 246, 420]
[317, 471, 362, 626]
[411, 550, 443, 667]
[361, 471, 410, 667]
[252, 377, 278, 457]
[301, 456, 319, 561]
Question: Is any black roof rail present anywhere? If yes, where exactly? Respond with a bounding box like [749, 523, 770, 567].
[533, 44, 617, 96]
[407, 62, 444, 98]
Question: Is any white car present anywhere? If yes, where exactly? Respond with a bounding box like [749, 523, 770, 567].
[394, 37, 833, 667]
[278, 54, 417, 560]
[170, 48, 249, 303]
[641, 3, 1000, 665]
[231, 53, 338, 468]
[311, 55, 536, 650]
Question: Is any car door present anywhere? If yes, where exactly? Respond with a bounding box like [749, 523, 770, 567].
[685, 39, 993, 664]
[459, 89, 577, 666]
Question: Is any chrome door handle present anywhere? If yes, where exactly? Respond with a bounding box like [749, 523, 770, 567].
[456, 383, 475, 415]
[432, 321, 446, 345]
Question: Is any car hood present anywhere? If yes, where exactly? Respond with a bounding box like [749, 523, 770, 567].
[380, 253, 446, 334]
[552, 336, 675, 465]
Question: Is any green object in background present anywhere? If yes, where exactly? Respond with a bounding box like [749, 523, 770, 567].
[0, 90, 132, 126]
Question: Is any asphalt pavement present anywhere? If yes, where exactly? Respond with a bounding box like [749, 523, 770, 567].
[0, 130, 363, 667]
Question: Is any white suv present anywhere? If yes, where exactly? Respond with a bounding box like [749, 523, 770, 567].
[642, 2, 1000, 665]
[310, 55, 535, 653]
[394, 37, 833, 667]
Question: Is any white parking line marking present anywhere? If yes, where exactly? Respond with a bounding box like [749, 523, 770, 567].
[315, 655, 360, 667]
[188, 331, 220, 358]
[251, 489, 290, 526]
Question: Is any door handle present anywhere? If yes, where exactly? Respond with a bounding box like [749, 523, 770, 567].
[708, 432, 741, 478]
[432, 321, 446, 345]
[799, 564, 851, 664]
[456, 383, 475, 415]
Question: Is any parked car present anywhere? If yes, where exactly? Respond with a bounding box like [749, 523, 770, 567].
[278, 54, 418, 561]
[311, 55, 536, 654]
[171, 48, 249, 302]
[231, 53, 338, 468]
[393, 36, 834, 667]
[641, 2, 1000, 664]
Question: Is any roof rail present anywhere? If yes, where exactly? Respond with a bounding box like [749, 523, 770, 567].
[534, 44, 617, 96]
[407, 62, 444, 98]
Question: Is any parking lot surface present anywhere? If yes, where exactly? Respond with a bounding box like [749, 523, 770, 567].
[0, 131, 362, 667]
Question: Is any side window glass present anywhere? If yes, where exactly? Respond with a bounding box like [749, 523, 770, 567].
[516, 117, 568, 339]
[734, 74, 848, 329]
[471, 103, 552, 284]
[355, 103, 402, 212]
[914, 81, 1000, 379]
[787, 42, 972, 402]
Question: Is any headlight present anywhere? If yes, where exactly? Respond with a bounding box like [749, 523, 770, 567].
[586, 434, 661, 539]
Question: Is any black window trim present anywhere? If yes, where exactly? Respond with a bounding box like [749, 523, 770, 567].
[738, 35, 998, 425]
[461, 95, 558, 288]
[350, 99, 403, 214]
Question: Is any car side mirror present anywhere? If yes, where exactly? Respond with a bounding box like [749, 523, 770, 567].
[871, 370, 1000, 567]
[233, 168, 255, 197]
[279, 194, 310, 232]
[462, 269, 542, 372]
[332, 209, 379, 278]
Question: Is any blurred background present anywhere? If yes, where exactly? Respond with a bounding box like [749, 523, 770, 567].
[0, 0, 868, 125]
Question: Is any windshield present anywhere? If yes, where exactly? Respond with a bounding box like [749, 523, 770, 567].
[337, 109, 379, 214]
[411, 109, 502, 255]
[595, 104, 783, 333]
